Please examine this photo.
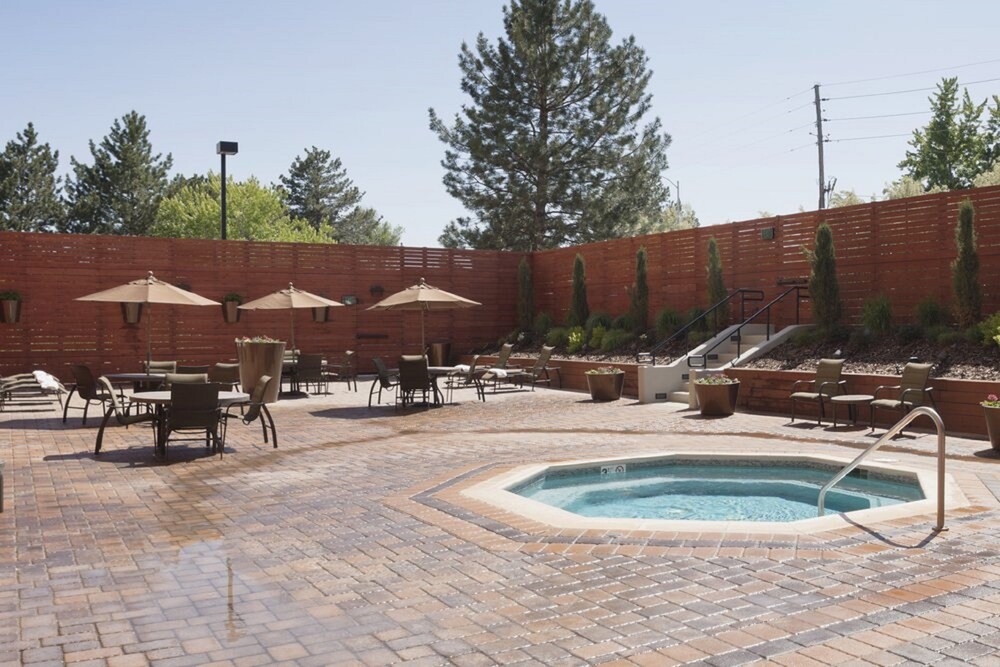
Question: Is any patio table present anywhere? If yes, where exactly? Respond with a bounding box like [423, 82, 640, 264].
[132, 390, 248, 455]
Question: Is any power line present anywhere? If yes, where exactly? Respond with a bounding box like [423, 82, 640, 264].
[825, 76, 1000, 101]
[825, 133, 911, 143]
[825, 111, 929, 122]
[823, 57, 1000, 87]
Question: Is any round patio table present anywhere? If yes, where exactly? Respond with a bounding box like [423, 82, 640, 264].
[104, 372, 166, 391]
[830, 394, 874, 427]
[131, 390, 249, 455]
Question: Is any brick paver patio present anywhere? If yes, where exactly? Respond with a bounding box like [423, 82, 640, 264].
[3, 382, 1000, 666]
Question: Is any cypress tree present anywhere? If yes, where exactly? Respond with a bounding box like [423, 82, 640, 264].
[0, 122, 65, 232]
[807, 223, 842, 333]
[567, 253, 589, 327]
[517, 256, 534, 332]
[952, 199, 981, 329]
[706, 238, 728, 329]
[629, 246, 649, 333]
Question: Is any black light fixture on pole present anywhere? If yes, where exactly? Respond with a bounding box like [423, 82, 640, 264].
[216, 141, 239, 239]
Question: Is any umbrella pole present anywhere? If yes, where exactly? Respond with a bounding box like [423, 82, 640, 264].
[290, 310, 295, 352]
[421, 310, 426, 357]
[146, 303, 152, 371]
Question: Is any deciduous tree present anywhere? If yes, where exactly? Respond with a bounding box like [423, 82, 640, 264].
[430, 0, 670, 250]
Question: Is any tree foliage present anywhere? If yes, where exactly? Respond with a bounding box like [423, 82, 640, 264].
[517, 256, 534, 331]
[279, 146, 401, 245]
[882, 175, 945, 200]
[151, 173, 334, 243]
[567, 253, 589, 327]
[706, 237, 728, 328]
[63, 111, 173, 235]
[0, 123, 64, 232]
[806, 223, 842, 332]
[629, 246, 649, 333]
[828, 190, 868, 208]
[430, 0, 670, 251]
[898, 78, 1000, 191]
[655, 202, 700, 231]
[952, 199, 981, 329]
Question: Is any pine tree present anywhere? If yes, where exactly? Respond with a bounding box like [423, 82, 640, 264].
[63, 111, 173, 235]
[430, 0, 670, 250]
[567, 253, 589, 327]
[517, 256, 534, 332]
[280, 147, 401, 245]
[952, 199, 981, 329]
[0, 122, 65, 232]
[706, 238, 728, 329]
[629, 246, 649, 333]
[807, 224, 842, 333]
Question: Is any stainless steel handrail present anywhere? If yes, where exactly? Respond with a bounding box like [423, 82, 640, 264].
[817, 406, 946, 532]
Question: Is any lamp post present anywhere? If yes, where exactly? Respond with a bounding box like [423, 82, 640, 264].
[216, 141, 239, 239]
[664, 177, 680, 210]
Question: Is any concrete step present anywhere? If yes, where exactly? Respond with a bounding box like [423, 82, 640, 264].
[668, 391, 690, 403]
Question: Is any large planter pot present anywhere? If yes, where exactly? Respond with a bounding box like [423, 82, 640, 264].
[236, 341, 286, 403]
[120, 302, 143, 324]
[586, 372, 625, 401]
[695, 381, 740, 416]
[222, 301, 241, 323]
[985, 406, 1000, 452]
[1, 299, 21, 323]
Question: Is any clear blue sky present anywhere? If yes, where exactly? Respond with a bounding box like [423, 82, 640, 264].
[2, 1, 999, 246]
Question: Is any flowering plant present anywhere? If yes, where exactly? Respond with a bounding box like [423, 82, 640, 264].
[694, 374, 737, 385]
[983, 394, 1000, 408]
[585, 366, 623, 375]
[235, 335, 283, 343]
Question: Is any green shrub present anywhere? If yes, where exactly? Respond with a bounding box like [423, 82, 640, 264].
[629, 246, 649, 333]
[612, 313, 635, 332]
[847, 328, 871, 353]
[546, 326, 568, 348]
[600, 328, 634, 352]
[686, 306, 707, 331]
[533, 311, 552, 337]
[861, 295, 893, 337]
[566, 326, 586, 353]
[807, 223, 842, 332]
[686, 329, 710, 346]
[952, 199, 982, 329]
[924, 324, 950, 344]
[567, 254, 589, 327]
[916, 298, 949, 329]
[977, 312, 1000, 347]
[965, 326, 984, 344]
[655, 308, 684, 339]
[790, 326, 824, 347]
[896, 324, 922, 345]
[937, 330, 964, 346]
[585, 311, 612, 333]
[588, 325, 607, 349]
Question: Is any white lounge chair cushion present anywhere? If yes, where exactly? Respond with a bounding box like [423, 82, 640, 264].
[32, 370, 64, 392]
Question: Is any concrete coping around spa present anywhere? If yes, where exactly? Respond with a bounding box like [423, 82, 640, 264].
[461, 451, 970, 536]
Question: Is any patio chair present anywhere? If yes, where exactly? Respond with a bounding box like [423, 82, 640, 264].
[222, 375, 278, 449]
[177, 364, 210, 374]
[325, 350, 358, 392]
[368, 357, 399, 407]
[870, 362, 935, 432]
[397, 355, 432, 408]
[163, 382, 223, 456]
[443, 355, 486, 403]
[494, 343, 514, 369]
[163, 372, 209, 389]
[295, 354, 326, 394]
[63, 364, 114, 425]
[208, 363, 241, 391]
[144, 360, 177, 374]
[789, 358, 846, 424]
[508, 346, 559, 391]
[93, 376, 157, 454]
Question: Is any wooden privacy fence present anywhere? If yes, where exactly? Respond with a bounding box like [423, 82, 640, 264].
[0, 233, 520, 379]
[531, 185, 1000, 327]
[2, 185, 1000, 382]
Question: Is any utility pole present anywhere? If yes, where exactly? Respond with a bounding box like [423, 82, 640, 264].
[814, 84, 826, 210]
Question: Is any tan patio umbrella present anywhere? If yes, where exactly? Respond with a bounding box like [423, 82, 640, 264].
[75, 271, 220, 369]
[239, 283, 343, 350]
[366, 277, 481, 352]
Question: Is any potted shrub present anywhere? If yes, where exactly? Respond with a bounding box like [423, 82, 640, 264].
[222, 293, 244, 323]
[235, 336, 285, 403]
[694, 374, 740, 416]
[983, 394, 1000, 452]
[585, 366, 625, 401]
[0, 290, 21, 323]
